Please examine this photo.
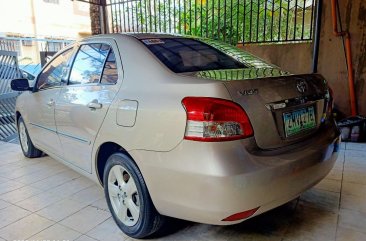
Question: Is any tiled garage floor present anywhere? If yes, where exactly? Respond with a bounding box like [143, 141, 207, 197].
[0, 142, 366, 241]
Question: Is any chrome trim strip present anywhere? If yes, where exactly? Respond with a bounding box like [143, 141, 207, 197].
[57, 131, 90, 144]
[29, 123, 57, 133]
[30, 123, 90, 144]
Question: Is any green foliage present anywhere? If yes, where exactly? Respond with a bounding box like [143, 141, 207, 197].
[110, 0, 314, 45]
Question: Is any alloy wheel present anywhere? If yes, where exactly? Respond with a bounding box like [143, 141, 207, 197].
[19, 121, 29, 153]
[108, 165, 140, 226]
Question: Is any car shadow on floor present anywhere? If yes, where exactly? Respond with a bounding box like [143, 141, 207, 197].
[149, 190, 340, 241]
[151, 198, 302, 240]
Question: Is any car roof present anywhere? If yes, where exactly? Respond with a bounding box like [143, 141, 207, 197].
[122, 32, 185, 39]
[82, 33, 188, 43]
[81, 33, 277, 71]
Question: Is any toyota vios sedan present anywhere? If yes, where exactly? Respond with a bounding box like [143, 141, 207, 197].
[12, 33, 340, 238]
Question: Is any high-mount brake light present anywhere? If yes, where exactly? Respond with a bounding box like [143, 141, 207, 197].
[181, 97, 254, 142]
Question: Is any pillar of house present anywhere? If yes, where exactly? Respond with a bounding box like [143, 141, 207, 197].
[89, 0, 103, 35]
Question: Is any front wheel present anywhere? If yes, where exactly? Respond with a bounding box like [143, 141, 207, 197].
[18, 116, 42, 158]
[103, 153, 164, 239]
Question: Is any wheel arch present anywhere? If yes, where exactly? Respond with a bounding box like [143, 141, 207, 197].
[95, 141, 135, 186]
[15, 111, 21, 125]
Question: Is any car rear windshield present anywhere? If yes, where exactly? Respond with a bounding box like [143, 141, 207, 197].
[141, 38, 247, 73]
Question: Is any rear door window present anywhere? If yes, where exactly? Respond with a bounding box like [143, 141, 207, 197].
[69, 43, 110, 85]
[100, 49, 118, 84]
[141, 38, 247, 73]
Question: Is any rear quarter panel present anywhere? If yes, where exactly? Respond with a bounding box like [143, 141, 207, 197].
[92, 35, 232, 161]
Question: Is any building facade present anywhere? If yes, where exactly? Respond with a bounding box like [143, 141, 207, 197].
[0, 0, 91, 65]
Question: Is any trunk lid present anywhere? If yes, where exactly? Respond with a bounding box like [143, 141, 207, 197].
[187, 68, 330, 149]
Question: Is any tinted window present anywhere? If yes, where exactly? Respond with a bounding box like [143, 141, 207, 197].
[142, 38, 247, 73]
[101, 49, 118, 84]
[37, 48, 73, 90]
[69, 44, 110, 85]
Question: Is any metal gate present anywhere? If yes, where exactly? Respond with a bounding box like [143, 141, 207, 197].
[0, 48, 22, 143]
[106, 0, 316, 45]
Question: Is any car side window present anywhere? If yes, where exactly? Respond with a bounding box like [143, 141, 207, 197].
[100, 49, 118, 84]
[36, 48, 73, 90]
[69, 43, 110, 85]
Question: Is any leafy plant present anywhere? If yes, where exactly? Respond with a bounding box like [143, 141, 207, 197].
[110, 0, 314, 45]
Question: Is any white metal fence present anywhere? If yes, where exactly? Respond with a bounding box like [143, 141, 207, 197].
[0, 37, 73, 143]
[0, 49, 22, 142]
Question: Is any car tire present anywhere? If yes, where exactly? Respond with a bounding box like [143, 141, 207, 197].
[18, 116, 42, 158]
[103, 152, 165, 239]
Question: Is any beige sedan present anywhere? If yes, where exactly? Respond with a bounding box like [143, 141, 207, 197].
[11, 33, 340, 238]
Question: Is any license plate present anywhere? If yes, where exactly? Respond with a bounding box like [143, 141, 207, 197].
[283, 106, 316, 137]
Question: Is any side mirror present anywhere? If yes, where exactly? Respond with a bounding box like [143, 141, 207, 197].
[10, 78, 32, 91]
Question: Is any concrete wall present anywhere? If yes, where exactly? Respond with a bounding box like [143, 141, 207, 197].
[0, 0, 91, 39]
[242, 42, 313, 74]
[240, 0, 366, 116]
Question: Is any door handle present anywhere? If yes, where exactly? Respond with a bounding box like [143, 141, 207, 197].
[87, 101, 102, 110]
[47, 99, 55, 107]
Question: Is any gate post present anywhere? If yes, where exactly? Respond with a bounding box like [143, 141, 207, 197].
[99, 0, 109, 34]
[90, 0, 108, 35]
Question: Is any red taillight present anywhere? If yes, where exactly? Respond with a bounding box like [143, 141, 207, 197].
[222, 207, 260, 221]
[181, 97, 254, 142]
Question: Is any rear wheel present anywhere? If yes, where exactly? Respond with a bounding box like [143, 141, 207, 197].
[18, 116, 42, 158]
[103, 153, 164, 238]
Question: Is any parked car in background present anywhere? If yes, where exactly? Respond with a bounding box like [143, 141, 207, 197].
[19, 64, 41, 86]
[11, 33, 340, 239]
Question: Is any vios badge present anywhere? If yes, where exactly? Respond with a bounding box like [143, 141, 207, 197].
[296, 79, 307, 94]
[238, 88, 259, 96]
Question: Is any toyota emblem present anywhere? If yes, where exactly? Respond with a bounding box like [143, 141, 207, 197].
[296, 79, 307, 93]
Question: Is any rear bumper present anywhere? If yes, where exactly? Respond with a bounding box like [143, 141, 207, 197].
[130, 121, 340, 225]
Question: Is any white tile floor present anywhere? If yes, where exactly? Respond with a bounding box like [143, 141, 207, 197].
[0, 141, 365, 241]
